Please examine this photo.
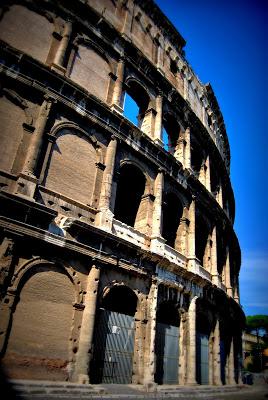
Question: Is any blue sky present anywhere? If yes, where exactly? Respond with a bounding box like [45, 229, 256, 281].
[155, 0, 268, 316]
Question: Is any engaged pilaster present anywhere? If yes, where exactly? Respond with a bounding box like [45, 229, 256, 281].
[52, 20, 72, 74]
[73, 264, 100, 384]
[16, 96, 54, 198]
[184, 127, 191, 170]
[96, 136, 118, 231]
[211, 225, 220, 286]
[153, 94, 163, 146]
[143, 279, 158, 386]
[226, 338, 236, 384]
[225, 248, 233, 297]
[213, 320, 222, 385]
[187, 196, 196, 270]
[111, 58, 125, 114]
[186, 296, 197, 385]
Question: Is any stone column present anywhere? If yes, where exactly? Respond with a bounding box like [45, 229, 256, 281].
[23, 97, 54, 178]
[96, 136, 117, 231]
[234, 278, 240, 303]
[144, 279, 158, 386]
[211, 226, 220, 285]
[205, 155, 211, 192]
[151, 170, 163, 238]
[16, 96, 54, 198]
[121, 1, 134, 41]
[73, 265, 100, 384]
[111, 58, 125, 114]
[217, 181, 223, 208]
[227, 338, 236, 384]
[178, 309, 187, 385]
[0, 291, 16, 356]
[213, 320, 222, 385]
[0, 237, 14, 290]
[186, 296, 197, 385]
[174, 134, 185, 166]
[225, 248, 233, 297]
[184, 127, 191, 170]
[52, 20, 72, 73]
[175, 207, 189, 256]
[154, 94, 163, 145]
[187, 196, 196, 270]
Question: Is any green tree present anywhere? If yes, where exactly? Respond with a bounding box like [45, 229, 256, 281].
[246, 315, 268, 372]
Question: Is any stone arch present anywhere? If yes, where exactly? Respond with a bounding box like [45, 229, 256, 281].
[2, 260, 76, 381]
[91, 283, 138, 383]
[114, 162, 148, 229]
[162, 191, 184, 249]
[10, 257, 82, 304]
[195, 211, 212, 270]
[196, 297, 215, 385]
[123, 76, 152, 128]
[155, 294, 181, 384]
[43, 124, 100, 206]
[162, 110, 184, 154]
[69, 40, 112, 101]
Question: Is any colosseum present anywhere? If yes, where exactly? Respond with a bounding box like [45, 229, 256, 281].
[0, 0, 244, 387]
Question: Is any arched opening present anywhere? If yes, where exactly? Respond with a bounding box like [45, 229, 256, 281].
[2, 266, 75, 381]
[162, 192, 183, 248]
[114, 164, 146, 228]
[162, 114, 182, 155]
[191, 141, 204, 178]
[217, 229, 225, 278]
[91, 285, 137, 384]
[195, 213, 211, 270]
[219, 317, 232, 385]
[155, 300, 180, 384]
[123, 80, 150, 128]
[196, 300, 213, 385]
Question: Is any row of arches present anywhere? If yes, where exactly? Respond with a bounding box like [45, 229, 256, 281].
[0, 3, 230, 206]
[0, 261, 242, 385]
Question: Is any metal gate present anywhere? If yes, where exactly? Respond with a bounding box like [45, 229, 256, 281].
[155, 323, 179, 384]
[92, 309, 135, 383]
[196, 332, 209, 384]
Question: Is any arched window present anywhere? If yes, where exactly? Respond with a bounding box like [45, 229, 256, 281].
[162, 192, 183, 248]
[162, 113, 182, 155]
[114, 164, 146, 227]
[195, 213, 211, 269]
[123, 80, 150, 128]
[191, 142, 204, 177]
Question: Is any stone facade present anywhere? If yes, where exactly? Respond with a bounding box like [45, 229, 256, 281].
[0, 0, 244, 385]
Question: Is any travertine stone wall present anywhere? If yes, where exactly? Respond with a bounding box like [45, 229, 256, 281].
[0, 0, 243, 387]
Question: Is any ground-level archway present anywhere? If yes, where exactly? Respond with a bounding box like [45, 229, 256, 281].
[155, 301, 180, 384]
[91, 285, 137, 384]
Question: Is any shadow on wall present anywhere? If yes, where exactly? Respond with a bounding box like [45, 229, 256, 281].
[0, 365, 19, 399]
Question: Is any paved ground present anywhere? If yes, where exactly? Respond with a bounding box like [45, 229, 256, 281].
[3, 384, 267, 400]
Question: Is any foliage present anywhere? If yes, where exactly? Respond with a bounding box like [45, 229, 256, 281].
[245, 315, 268, 372]
[246, 315, 268, 338]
